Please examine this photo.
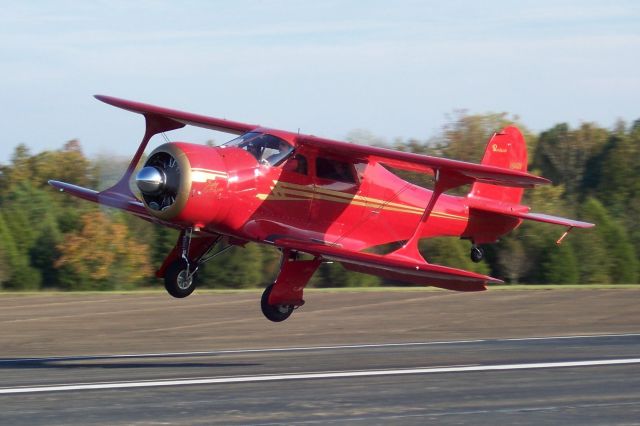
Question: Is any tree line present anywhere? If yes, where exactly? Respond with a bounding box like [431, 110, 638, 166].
[0, 113, 638, 290]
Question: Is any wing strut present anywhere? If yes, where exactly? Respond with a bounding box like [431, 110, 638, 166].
[390, 170, 467, 262]
[103, 114, 185, 200]
[556, 226, 574, 245]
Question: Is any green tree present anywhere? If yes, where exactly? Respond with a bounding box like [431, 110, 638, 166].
[0, 183, 65, 289]
[576, 198, 638, 283]
[0, 211, 42, 290]
[29, 215, 63, 288]
[421, 237, 490, 275]
[197, 243, 264, 288]
[532, 123, 608, 200]
[313, 262, 381, 288]
[541, 241, 579, 284]
[30, 140, 92, 189]
[149, 226, 180, 266]
[495, 236, 531, 283]
[438, 110, 534, 163]
[0, 214, 17, 289]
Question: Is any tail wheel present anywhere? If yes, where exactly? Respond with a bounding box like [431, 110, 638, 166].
[261, 284, 294, 322]
[165, 260, 197, 298]
[470, 246, 484, 263]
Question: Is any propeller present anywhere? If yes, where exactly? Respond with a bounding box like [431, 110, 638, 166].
[136, 151, 181, 211]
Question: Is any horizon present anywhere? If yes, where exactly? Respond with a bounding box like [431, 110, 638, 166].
[0, 109, 636, 166]
[2, 0, 639, 163]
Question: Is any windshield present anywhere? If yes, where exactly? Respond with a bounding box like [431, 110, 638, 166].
[222, 132, 293, 166]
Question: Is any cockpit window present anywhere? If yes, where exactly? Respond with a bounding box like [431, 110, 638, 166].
[222, 132, 293, 166]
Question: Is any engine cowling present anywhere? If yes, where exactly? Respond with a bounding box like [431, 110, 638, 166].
[135, 142, 232, 226]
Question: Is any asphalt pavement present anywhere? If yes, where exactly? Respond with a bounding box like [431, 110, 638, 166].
[0, 289, 639, 425]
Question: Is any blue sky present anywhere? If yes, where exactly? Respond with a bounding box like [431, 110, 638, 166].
[1, 0, 639, 163]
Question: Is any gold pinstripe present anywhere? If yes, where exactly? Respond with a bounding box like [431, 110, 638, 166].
[190, 168, 228, 183]
[257, 181, 467, 221]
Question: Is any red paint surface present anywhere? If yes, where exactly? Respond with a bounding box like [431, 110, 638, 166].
[50, 96, 594, 297]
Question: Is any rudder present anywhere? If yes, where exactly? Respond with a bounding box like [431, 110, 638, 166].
[469, 126, 527, 205]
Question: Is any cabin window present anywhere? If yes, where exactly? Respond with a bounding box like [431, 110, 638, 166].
[284, 154, 308, 175]
[315, 157, 356, 183]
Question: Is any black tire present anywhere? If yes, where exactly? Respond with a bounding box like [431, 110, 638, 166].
[261, 284, 294, 322]
[164, 260, 197, 298]
[470, 246, 484, 263]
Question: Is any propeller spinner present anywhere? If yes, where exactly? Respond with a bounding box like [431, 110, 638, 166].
[136, 166, 165, 193]
[137, 151, 181, 211]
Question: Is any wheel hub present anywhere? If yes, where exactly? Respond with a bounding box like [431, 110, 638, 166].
[176, 270, 193, 290]
[276, 305, 292, 314]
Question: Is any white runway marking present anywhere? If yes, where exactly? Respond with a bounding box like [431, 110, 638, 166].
[1, 358, 639, 395]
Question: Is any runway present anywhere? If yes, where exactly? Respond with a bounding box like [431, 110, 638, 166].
[1, 289, 639, 424]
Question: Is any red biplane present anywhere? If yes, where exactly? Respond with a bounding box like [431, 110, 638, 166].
[50, 96, 594, 322]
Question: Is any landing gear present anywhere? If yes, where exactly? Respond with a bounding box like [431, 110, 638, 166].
[470, 245, 484, 263]
[164, 260, 197, 298]
[160, 230, 233, 299]
[261, 283, 294, 322]
[259, 252, 321, 323]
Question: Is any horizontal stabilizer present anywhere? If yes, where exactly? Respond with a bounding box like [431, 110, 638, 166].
[275, 238, 502, 292]
[515, 212, 594, 228]
[468, 202, 594, 229]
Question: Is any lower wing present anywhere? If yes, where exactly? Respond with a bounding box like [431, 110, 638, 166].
[275, 238, 502, 292]
[48, 180, 181, 229]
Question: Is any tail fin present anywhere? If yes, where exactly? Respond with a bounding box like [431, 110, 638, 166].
[469, 126, 527, 205]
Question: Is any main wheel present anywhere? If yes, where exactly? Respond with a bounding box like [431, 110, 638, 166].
[261, 284, 294, 322]
[470, 246, 484, 263]
[164, 260, 197, 299]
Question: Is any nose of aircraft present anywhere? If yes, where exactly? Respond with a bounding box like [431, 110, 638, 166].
[136, 166, 165, 194]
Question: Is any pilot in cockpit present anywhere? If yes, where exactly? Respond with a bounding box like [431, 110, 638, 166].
[224, 132, 293, 166]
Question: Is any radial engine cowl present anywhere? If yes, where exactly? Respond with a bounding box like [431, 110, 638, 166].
[135, 142, 229, 224]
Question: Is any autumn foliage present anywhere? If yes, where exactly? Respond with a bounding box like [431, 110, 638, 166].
[55, 212, 152, 289]
[1, 113, 639, 290]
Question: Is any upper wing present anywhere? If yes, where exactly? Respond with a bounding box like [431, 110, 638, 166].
[275, 238, 501, 292]
[297, 134, 550, 189]
[95, 95, 258, 135]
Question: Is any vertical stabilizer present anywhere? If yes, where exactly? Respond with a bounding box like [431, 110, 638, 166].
[469, 126, 527, 205]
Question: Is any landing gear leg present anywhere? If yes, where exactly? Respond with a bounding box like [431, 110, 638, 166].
[165, 228, 198, 298]
[160, 231, 233, 299]
[470, 245, 484, 263]
[260, 250, 321, 322]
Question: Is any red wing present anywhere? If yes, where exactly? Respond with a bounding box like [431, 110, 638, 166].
[275, 239, 501, 292]
[48, 180, 182, 229]
[297, 134, 550, 189]
[95, 95, 258, 135]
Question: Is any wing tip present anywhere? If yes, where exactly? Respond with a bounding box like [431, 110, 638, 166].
[94, 94, 122, 107]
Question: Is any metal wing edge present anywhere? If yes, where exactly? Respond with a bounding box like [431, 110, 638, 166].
[94, 94, 258, 135]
